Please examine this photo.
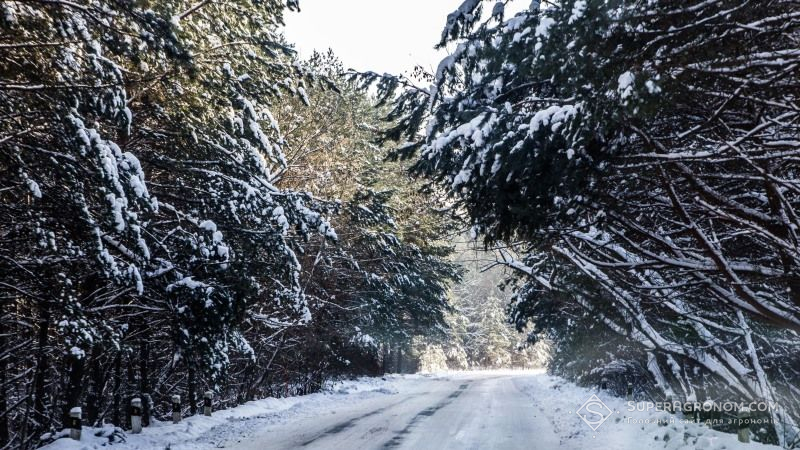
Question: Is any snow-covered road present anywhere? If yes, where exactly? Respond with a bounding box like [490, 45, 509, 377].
[46, 370, 778, 450]
[229, 372, 560, 450]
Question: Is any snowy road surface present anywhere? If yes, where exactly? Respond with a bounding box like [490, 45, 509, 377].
[229, 372, 560, 450]
[46, 370, 777, 450]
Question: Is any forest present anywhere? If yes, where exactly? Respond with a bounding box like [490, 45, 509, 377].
[1, 0, 800, 448]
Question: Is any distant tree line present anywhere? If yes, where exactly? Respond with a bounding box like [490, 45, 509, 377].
[414, 244, 551, 372]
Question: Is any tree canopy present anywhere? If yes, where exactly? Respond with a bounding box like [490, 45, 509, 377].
[0, 3, 458, 448]
[363, 0, 800, 445]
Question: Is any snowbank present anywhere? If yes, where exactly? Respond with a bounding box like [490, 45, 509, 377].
[515, 374, 778, 450]
[40, 375, 422, 450]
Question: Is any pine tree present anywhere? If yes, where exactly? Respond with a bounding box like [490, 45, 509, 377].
[0, 1, 344, 446]
[361, 0, 800, 443]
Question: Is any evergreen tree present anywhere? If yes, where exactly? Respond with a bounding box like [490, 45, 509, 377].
[0, 4, 459, 448]
[361, 0, 800, 443]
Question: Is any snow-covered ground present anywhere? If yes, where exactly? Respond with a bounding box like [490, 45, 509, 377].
[44, 370, 778, 450]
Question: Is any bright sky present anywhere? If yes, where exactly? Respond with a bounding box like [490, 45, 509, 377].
[282, 0, 460, 76]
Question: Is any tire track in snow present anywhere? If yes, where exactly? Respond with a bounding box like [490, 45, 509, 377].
[382, 383, 471, 448]
[298, 392, 429, 447]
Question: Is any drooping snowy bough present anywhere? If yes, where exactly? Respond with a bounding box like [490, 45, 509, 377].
[0, 1, 461, 448]
[360, 0, 800, 445]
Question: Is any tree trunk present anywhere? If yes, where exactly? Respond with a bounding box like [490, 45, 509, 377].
[0, 301, 9, 446]
[396, 344, 404, 374]
[112, 353, 121, 426]
[86, 345, 103, 425]
[32, 305, 50, 429]
[62, 352, 85, 425]
[188, 359, 197, 415]
[139, 340, 150, 426]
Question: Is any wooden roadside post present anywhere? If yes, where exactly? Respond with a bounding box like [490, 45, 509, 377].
[172, 395, 181, 424]
[130, 398, 143, 433]
[204, 391, 213, 416]
[68, 407, 81, 441]
[738, 407, 750, 443]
